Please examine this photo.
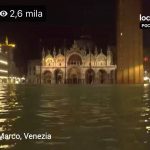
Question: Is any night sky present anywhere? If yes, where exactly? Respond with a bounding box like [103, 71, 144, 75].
[0, 0, 149, 74]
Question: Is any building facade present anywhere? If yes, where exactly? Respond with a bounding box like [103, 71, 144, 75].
[0, 46, 9, 83]
[0, 37, 23, 84]
[28, 41, 117, 84]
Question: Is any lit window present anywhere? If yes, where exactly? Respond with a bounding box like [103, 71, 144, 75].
[0, 69, 8, 73]
[0, 60, 8, 65]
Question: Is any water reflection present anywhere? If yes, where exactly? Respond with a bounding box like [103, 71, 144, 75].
[0, 85, 150, 150]
[0, 84, 22, 149]
[142, 84, 150, 141]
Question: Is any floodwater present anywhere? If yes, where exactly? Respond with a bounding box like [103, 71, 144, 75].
[0, 84, 150, 150]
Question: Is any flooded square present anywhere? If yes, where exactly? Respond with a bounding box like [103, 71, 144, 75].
[0, 84, 149, 150]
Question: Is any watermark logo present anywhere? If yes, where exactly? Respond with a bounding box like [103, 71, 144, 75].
[140, 14, 150, 29]
[0, 6, 46, 22]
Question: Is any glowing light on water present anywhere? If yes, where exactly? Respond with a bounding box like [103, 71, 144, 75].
[0, 144, 15, 149]
[145, 108, 150, 112]
[146, 126, 150, 134]
[144, 83, 149, 87]
[144, 76, 150, 81]
[0, 118, 7, 123]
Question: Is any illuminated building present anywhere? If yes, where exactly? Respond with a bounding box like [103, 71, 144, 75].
[0, 37, 23, 84]
[27, 40, 117, 84]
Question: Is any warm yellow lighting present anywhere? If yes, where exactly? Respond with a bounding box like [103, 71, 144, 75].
[144, 83, 149, 87]
[0, 36, 16, 48]
[0, 76, 7, 79]
[21, 77, 25, 80]
[0, 75, 25, 84]
[15, 80, 19, 84]
[0, 118, 7, 123]
[10, 44, 15, 48]
[5, 36, 8, 45]
[146, 126, 150, 130]
[0, 69, 8, 73]
[144, 76, 150, 81]
[0, 43, 16, 47]
[0, 144, 15, 149]
[0, 60, 8, 65]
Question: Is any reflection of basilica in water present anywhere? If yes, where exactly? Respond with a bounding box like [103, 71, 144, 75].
[27, 40, 117, 84]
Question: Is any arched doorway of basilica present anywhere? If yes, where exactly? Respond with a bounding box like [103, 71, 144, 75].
[43, 71, 52, 84]
[85, 69, 95, 84]
[67, 67, 81, 84]
[98, 70, 107, 84]
[54, 69, 63, 84]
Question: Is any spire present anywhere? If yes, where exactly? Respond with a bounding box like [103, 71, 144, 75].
[107, 46, 111, 55]
[73, 40, 76, 45]
[63, 39, 67, 55]
[53, 46, 56, 56]
[58, 48, 61, 54]
[5, 36, 8, 45]
[42, 47, 45, 58]
[83, 46, 86, 55]
[106, 46, 113, 65]
[107, 45, 111, 52]
[94, 46, 98, 55]
[100, 49, 103, 54]
[88, 48, 91, 54]
[73, 40, 78, 49]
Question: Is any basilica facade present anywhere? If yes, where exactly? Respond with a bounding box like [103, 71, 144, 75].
[28, 40, 117, 84]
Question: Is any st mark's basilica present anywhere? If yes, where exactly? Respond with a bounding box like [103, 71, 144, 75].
[27, 40, 117, 84]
